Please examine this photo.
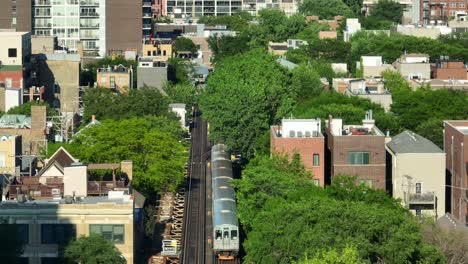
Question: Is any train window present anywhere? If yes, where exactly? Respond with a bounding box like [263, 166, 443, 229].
[215, 230, 222, 240]
[224, 231, 229, 239]
[231, 230, 238, 240]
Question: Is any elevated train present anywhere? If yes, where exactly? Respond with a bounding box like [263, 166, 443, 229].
[211, 144, 239, 261]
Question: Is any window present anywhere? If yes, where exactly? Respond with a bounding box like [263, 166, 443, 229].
[41, 224, 76, 244]
[450, 2, 456, 8]
[415, 208, 422, 218]
[1, 224, 29, 244]
[110, 76, 115, 88]
[313, 154, 320, 166]
[8, 48, 17, 58]
[90, 225, 124, 244]
[163, 50, 167, 56]
[215, 230, 222, 240]
[415, 183, 422, 194]
[147, 51, 151, 56]
[223, 231, 229, 239]
[348, 152, 370, 165]
[460, 2, 465, 8]
[231, 230, 238, 240]
[313, 179, 320, 186]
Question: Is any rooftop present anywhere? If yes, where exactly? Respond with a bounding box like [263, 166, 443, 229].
[276, 58, 298, 70]
[387, 130, 443, 154]
[97, 64, 131, 73]
[0, 115, 31, 129]
[0, 65, 22, 72]
[445, 120, 468, 135]
[273, 118, 323, 138]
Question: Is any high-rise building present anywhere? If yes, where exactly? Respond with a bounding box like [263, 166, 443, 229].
[166, 0, 242, 18]
[0, 0, 33, 32]
[31, 0, 142, 58]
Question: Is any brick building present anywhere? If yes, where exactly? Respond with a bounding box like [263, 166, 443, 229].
[326, 111, 387, 189]
[432, 59, 467, 80]
[271, 118, 325, 186]
[420, 0, 467, 24]
[444, 120, 468, 225]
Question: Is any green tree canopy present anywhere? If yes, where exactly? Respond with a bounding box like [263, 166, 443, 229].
[235, 155, 445, 263]
[299, 0, 354, 19]
[291, 64, 324, 100]
[369, 0, 404, 24]
[296, 246, 364, 264]
[82, 87, 173, 123]
[50, 116, 187, 195]
[65, 234, 126, 264]
[199, 49, 294, 158]
[173, 37, 198, 54]
[198, 11, 252, 31]
[6, 101, 58, 117]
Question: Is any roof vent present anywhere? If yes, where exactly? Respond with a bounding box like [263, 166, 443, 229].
[64, 195, 74, 204]
[305, 131, 311, 137]
[289, 130, 295, 137]
[297, 131, 303, 137]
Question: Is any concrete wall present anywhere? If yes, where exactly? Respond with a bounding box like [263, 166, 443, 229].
[37, 57, 80, 114]
[142, 43, 172, 62]
[390, 151, 446, 218]
[363, 65, 394, 78]
[0, 202, 135, 264]
[31, 36, 56, 55]
[106, 0, 142, 55]
[396, 63, 431, 79]
[0, 32, 31, 66]
[444, 121, 468, 224]
[357, 94, 393, 112]
[0, 135, 20, 173]
[271, 126, 325, 186]
[97, 71, 132, 92]
[137, 67, 168, 89]
[328, 132, 386, 189]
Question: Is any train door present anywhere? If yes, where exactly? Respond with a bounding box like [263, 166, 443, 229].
[223, 227, 230, 249]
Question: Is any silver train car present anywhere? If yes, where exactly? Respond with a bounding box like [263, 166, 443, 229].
[211, 144, 239, 260]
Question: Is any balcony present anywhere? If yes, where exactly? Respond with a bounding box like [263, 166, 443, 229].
[80, 34, 100, 39]
[80, 23, 99, 28]
[80, 12, 99, 17]
[35, 23, 52, 28]
[35, 0, 51, 5]
[80, 0, 99, 6]
[408, 192, 436, 205]
[143, 23, 152, 29]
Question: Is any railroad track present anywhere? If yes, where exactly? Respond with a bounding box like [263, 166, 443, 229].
[181, 109, 207, 264]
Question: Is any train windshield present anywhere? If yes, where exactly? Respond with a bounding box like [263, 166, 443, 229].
[231, 230, 238, 240]
[215, 230, 222, 240]
[224, 231, 229, 239]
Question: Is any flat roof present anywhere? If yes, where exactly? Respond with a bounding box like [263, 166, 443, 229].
[0, 65, 22, 72]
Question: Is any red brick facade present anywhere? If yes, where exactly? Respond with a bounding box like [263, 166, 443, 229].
[444, 121, 468, 224]
[432, 61, 467, 80]
[327, 129, 386, 190]
[420, 0, 467, 23]
[0, 70, 23, 88]
[271, 126, 325, 186]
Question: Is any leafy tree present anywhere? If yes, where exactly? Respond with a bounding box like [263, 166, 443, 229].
[361, 16, 394, 29]
[0, 224, 26, 263]
[199, 49, 294, 158]
[236, 156, 444, 263]
[7, 101, 58, 117]
[369, 0, 403, 24]
[168, 57, 193, 84]
[198, 11, 252, 31]
[299, 0, 354, 19]
[296, 246, 364, 264]
[343, 0, 364, 17]
[82, 87, 173, 123]
[50, 117, 187, 195]
[82, 57, 137, 87]
[208, 34, 250, 63]
[65, 234, 126, 264]
[257, 9, 289, 41]
[295, 22, 331, 44]
[173, 37, 198, 54]
[163, 82, 197, 106]
[291, 64, 324, 100]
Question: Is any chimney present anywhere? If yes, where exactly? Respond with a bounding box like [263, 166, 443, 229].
[121, 160, 133, 181]
[64, 165, 88, 197]
[31, 105, 46, 131]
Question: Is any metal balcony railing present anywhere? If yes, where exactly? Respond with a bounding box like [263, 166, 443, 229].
[408, 192, 436, 204]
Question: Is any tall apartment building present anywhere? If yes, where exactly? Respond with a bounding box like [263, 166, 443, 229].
[444, 120, 468, 225]
[143, 0, 153, 41]
[31, 0, 141, 58]
[0, 0, 33, 32]
[166, 0, 242, 18]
